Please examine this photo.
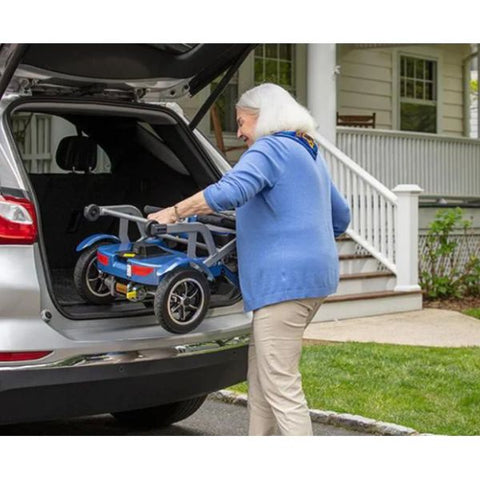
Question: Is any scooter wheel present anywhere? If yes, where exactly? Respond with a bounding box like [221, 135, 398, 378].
[74, 244, 115, 304]
[154, 268, 210, 334]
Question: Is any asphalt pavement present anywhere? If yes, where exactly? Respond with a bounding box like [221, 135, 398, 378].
[0, 397, 368, 436]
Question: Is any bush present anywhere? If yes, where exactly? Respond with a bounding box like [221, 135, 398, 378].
[419, 207, 480, 299]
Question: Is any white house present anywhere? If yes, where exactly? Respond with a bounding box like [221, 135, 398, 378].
[196, 44, 479, 197]
[184, 44, 480, 321]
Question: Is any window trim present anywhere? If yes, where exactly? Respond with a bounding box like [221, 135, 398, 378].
[253, 44, 297, 94]
[394, 49, 442, 134]
[211, 44, 307, 143]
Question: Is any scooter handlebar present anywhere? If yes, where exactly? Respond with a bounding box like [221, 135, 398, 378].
[144, 205, 162, 215]
[84, 204, 101, 222]
[145, 219, 167, 237]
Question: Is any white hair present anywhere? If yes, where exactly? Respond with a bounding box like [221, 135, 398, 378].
[236, 83, 317, 141]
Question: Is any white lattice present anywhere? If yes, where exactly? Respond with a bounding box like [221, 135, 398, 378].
[418, 234, 480, 274]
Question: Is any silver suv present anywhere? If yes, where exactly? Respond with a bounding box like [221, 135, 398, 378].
[0, 44, 253, 426]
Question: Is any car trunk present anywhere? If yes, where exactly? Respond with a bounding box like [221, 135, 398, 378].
[8, 98, 241, 320]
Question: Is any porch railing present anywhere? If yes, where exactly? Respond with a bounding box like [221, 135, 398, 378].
[316, 131, 422, 291]
[337, 127, 480, 199]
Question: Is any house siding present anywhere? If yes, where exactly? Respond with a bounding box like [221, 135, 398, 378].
[143, 44, 472, 146]
[337, 44, 471, 137]
[337, 46, 393, 130]
[443, 45, 466, 136]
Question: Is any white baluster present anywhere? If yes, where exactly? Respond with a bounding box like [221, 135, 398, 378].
[387, 200, 393, 262]
[373, 192, 379, 251]
[352, 172, 358, 231]
[366, 184, 372, 245]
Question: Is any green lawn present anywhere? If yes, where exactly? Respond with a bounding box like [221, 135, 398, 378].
[463, 308, 480, 319]
[230, 342, 480, 435]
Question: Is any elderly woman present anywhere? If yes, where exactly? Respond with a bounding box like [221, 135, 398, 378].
[148, 83, 351, 436]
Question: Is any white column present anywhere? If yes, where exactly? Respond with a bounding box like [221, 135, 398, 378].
[477, 45, 480, 139]
[392, 184, 423, 292]
[307, 44, 337, 145]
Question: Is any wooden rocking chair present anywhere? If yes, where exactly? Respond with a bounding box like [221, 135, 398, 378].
[336, 112, 376, 128]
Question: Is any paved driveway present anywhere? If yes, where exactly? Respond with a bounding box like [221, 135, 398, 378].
[0, 397, 369, 436]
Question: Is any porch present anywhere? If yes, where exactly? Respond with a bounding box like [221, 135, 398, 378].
[336, 127, 480, 200]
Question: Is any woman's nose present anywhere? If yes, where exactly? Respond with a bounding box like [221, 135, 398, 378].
[236, 128, 242, 139]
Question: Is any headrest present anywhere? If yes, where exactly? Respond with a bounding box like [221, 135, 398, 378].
[56, 136, 97, 172]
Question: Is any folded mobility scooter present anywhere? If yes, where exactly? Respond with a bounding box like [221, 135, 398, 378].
[73, 204, 238, 334]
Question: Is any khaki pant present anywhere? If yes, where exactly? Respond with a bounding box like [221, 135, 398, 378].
[247, 296, 325, 436]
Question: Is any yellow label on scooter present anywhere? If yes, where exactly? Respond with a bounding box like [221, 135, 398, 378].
[126, 290, 137, 300]
[122, 253, 136, 258]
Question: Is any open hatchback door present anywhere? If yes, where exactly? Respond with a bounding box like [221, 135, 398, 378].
[0, 43, 255, 124]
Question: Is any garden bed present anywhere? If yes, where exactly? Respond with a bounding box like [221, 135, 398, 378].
[424, 296, 480, 313]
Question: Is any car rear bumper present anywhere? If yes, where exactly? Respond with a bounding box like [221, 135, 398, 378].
[0, 344, 248, 425]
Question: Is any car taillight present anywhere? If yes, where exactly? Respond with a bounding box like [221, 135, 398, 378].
[0, 351, 52, 361]
[0, 194, 37, 245]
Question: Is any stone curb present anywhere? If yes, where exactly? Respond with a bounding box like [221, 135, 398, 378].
[211, 390, 425, 436]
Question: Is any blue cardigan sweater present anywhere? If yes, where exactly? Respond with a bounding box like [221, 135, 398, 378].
[203, 134, 351, 312]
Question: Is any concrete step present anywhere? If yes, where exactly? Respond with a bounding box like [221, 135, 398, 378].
[335, 271, 396, 296]
[313, 290, 423, 322]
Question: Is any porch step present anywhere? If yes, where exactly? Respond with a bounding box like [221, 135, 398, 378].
[338, 253, 380, 274]
[313, 290, 423, 323]
[316, 291, 423, 322]
[335, 271, 396, 296]
[326, 289, 418, 303]
[336, 237, 357, 255]
[317, 235, 424, 321]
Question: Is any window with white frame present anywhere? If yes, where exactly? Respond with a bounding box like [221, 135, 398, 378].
[254, 44, 296, 94]
[212, 44, 297, 134]
[400, 55, 437, 133]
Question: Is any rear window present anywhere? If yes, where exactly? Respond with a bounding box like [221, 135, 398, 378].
[12, 112, 111, 174]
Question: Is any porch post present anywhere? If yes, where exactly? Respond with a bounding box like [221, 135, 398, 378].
[477, 45, 480, 138]
[392, 184, 423, 292]
[307, 44, 337, 144]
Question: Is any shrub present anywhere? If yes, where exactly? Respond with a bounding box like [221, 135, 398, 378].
[419, 207, 480, 299]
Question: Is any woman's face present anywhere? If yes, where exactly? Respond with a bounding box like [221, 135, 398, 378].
[236, 108, 258, 147]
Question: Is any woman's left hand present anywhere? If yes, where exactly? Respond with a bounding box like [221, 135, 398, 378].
[147, 207, 177, 224]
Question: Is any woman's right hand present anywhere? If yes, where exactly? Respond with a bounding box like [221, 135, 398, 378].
[147, 207, 177, 224]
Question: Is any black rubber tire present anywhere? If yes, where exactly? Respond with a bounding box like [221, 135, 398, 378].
[73, 243, 115, 304]
[111, 395, 207, 428]
[154, 268, 210, 334]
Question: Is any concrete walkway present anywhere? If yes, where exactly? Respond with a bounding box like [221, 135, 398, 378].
[304, 308, 480, 347]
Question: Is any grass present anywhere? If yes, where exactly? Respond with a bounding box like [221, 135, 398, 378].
[230, 342, 480, 435]
[463, 308, 480, 319]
